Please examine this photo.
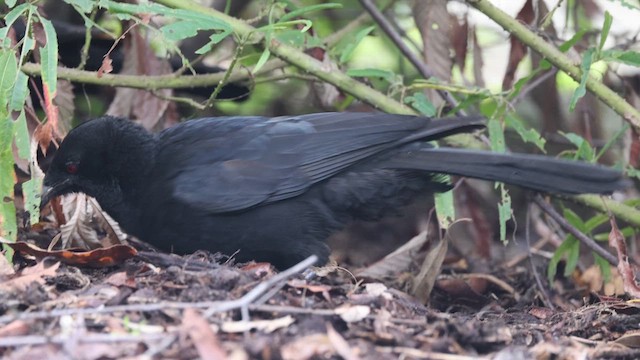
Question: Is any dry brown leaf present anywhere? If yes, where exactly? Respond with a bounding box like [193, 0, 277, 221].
[106, 27, 173, 130]
[615, 330, 640, 348]
[326, 322, 360, 360]
[413, 0, 452, 106]
[412, 229, 449, 303]
[502, 0, 534, 90]
[357, 230, 429, 279]
[471, 26, 485, 87]
[0, 320, 31, 337]
[183, 308, 227, 360]
[0, 250, 15, 276]
[287, 279, 332, 301]
[609, 217, 640, 298]
[0, 239, 137, 267]
[0, 261, 59, 292]
[281, 333, 333, 360]
[97, 56, 113, 78]
[53, 80, 75, 136]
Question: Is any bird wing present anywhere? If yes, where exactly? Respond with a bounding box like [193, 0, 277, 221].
[158, 113, 484, 213]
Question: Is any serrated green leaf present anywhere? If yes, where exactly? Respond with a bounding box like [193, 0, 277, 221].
[627, 166, 640, 180]
[279, 3, 342, 22]
[9, 71, 28, 112]
[404, 92, 436, 117]
[253, 49, 271, 74]
[0, 50, 17, 108]
[563, 236, 581, 276]
[598, 11, 613, 53]
[434, 187, 454, 229]
[347, 68, 395, 82]
[583, 213, 608, 233]
[562, 207, 585, 231]
[22, 176, 42, 226]
[13, 110, 29, 160]
[487, 117, 506, 153]
[569, 48, 594, 111]
[161, 19, 231, 42]
[0, 3, 30, 40]
[560, 29, 588, 53]
[38, 16, 58, 98]
[600, 50, 640, 67]
[547, 235, 577, 282]
[498, 184, 512, 243]
[504, 115, 546, 152]
[593, 253, 611, 283]
[0, 111, 16, 244]
[338, 26, 374, 64]
[561, 132, 595, 161]
[195, 28, 233, 54]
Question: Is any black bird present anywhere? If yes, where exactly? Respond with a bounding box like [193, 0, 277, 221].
[40, 113, 628, 269]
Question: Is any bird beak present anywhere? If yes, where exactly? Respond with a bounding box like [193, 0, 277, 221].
[40, 185, 56, 209]
[39, 179, 70, 209]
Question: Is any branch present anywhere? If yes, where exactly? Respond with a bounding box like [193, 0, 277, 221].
[467, 0, 640, 131]
[153, 0, 415, 115]
[21, 59, 287, 90]
[534, 195, 618, 266]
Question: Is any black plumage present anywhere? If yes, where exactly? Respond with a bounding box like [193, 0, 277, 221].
[40, 113, 628, 268]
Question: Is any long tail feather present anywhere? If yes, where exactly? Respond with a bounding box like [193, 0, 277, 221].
[384, 148, 628, 194]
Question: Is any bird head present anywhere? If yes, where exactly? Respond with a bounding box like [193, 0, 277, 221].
[40, 116, 156, 209]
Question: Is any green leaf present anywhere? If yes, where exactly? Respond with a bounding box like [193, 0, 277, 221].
[596, 123, 629, 161]
[195, 28, 233, 54]
[279, 3, 343, 22]
[4, 0, 17, 8]
[504, 114, 546, 152]
[338, 26, 375, 64]
[0, 111, 16, 245]
[598, 11, 613, 54]
[562, 208, 585, 232]
[497, 184, 512, 243]
[13, 110, 29, 160]
[434, 187, 454, 229]
[253, 49, 271, 74]
[22, 177, 42, 226]
[600, 50, 640, 67]
[404, 92, 436, 117]
[593, 253, 611, 283]
[347, 68, 396, 82]
[0, 3, 30, 39]
[161, 19, 231, 42]
[569, 48, 595, 111]
[626, 166, 640, 180]
[487, 117, 506, 153]
[563, 236, 581, 277]
[38, 16, 59, 98]
[559, 30, 588, 53]
[0, 50, 18, 107]
[547, 235, 578, 282]
[561, 132, 595, 161]
[9, 71, 29, 112]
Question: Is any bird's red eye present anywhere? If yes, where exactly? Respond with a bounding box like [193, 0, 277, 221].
[65, 162, 78, 174]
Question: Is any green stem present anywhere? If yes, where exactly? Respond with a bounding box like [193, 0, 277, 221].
[467, 0, 640, 131]
[153, 0, 414, 114]
[21, 59, 287, 89]
[570, 194, 640, 227]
